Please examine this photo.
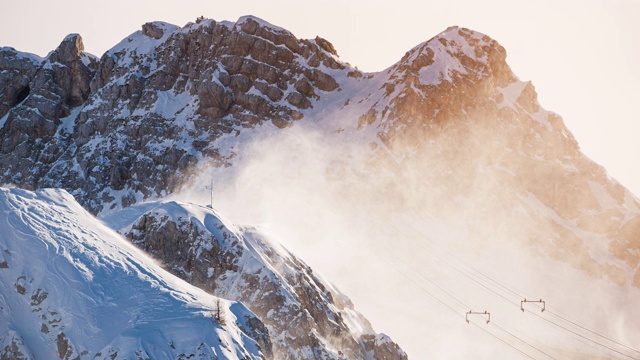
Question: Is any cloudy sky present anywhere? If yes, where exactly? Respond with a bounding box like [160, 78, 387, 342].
[2, 0, 638, 195]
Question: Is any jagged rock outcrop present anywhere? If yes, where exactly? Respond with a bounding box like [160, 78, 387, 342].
[0, 34, 97, 189]
[104, 201, 407, 360]
[356, 26, 514, 142]
[0, 48, 41, 119]
[0, 16, 345, 214]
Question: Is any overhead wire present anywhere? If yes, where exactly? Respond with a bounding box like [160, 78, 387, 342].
[369, 233, 551, 359]
[470, 320, 538, 360]
[388, 213, 640, 359]
[350, 189, 639, 359]
[491, 321, 557, 360]
[529, 311, 639, 360]
[544, 309, 640, 356]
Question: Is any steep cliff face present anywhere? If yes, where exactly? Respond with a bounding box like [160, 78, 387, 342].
[102, 201, 407, 360]
[0, 47, 42, 119]
[0, 34, 97, 190]
[0, 16, 345, 214]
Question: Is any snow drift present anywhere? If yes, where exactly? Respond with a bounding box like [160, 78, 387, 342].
[0, 187, 266, 359]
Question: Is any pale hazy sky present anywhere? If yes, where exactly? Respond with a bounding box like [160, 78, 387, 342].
[1, 0, 639, 196]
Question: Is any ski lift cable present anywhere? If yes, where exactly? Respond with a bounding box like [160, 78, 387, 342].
[409, 211, 540, 298]
[418, 235, 640, 357]
[491, 315, 567, 360]
[378, 226, 587, 358]
[371, 214, 638, 359]
[395, 216, 640, 356]
[372, 238, 553, 359]
[376, 232, 472, 309]
[418, 234, 640, 356]
[491, 321, 559, 360]
[469, 319, 539, 360]
[389, 245, 545, 360]
[412, 235, 640, 358]
[390, 222, 524, 308]
[530, 312, 640, 360]
[372, 241, 468, 318]
[544, 309, 640, 356]
[397, 216, 532, 300]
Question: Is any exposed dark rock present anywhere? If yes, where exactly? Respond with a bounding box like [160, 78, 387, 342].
[120, 203, 407, 360]
[0, 16, 343, 214]
[0, 332, 30, 360]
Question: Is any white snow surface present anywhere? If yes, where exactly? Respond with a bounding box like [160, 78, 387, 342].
[0, 46, 43, 64]
[0, 187, 263, 359]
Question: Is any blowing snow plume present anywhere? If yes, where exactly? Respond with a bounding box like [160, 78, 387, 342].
[176, 92, 640, 359]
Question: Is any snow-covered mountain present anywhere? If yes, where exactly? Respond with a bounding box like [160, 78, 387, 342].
[0, 187, 268, 359]
[1, 14, 640, 358]
[101, 200, 405, 359]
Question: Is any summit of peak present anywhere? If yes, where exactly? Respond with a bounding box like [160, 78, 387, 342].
[234, 14, 295, 38]
[142, 21, 178, 39]
[54, 33, 84, 58]
[436, 26, 490, 41]
[412, 26, 495, 61]
[385, 25, 509, 89]
[236, 15, 287, 30]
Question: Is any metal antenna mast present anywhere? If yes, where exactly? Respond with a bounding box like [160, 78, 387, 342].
[205, 178, 213, 208]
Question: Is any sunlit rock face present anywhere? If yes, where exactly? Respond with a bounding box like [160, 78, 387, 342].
[347, 26, 640, 288]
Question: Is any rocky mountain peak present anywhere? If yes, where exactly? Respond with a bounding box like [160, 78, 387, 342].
[50, 33, 85, 62]
[0, 15, 352, 214]
[354, 26, 517, 144]
[0, 33, 97, 188]
[2, 15, 640, 358]
[103, 201, 407, 359]
[402, 26, 513, 90]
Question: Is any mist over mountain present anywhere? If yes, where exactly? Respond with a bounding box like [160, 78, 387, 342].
[1, 14, 639, 359]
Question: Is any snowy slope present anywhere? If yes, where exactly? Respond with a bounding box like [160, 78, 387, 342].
[0, 187, 267, 359]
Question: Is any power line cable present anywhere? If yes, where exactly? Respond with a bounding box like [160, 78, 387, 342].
[529, 307, 639, 359]
[388, 215, 640, 359]
[491, 321, 558, 360]
[469, 319, 538, 360]
[370, 237, 548, 359]
[545, 309, 640, 356]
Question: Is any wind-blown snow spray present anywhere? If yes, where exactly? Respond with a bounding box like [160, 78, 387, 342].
[176, 113, 640, 359]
